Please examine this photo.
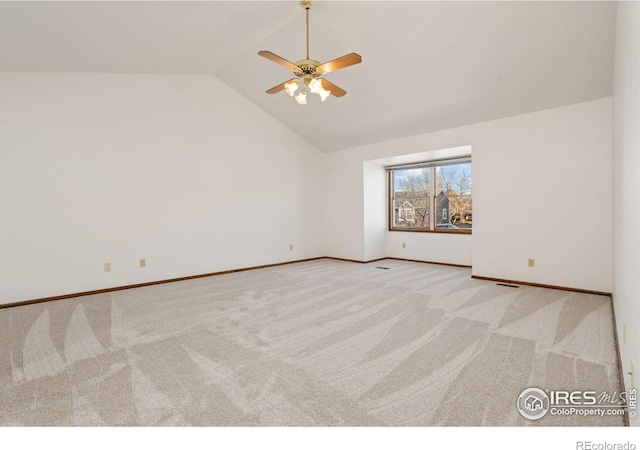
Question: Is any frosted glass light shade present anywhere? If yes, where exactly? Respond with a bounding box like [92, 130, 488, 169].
[309, 78, 322, 94]
[295, 90, 307, 105]
[285, 80, 299, 96]
[318, 87, 331, 101]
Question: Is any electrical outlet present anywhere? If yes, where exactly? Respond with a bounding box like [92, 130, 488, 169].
[402, 243, 406, 249]
[104, 262, 111, 272]
[139, 259, 146, 268]
[289, 244, 293, 251]
[528, 258, 535, 268]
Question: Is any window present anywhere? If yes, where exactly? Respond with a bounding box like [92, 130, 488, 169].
[388, 159, 472, 233]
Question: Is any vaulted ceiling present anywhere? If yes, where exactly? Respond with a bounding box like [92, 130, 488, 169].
[0, 1, 616, 152]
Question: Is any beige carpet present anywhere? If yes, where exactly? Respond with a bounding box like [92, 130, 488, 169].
[0, 259, 624, 426]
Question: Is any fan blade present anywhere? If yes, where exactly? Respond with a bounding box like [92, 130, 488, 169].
[266, 79, 298, 94]
[315, 53, 362, 75]
[319, 79, 347, 97]
[258, 51, 299, 72]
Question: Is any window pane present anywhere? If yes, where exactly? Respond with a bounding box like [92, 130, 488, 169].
[394, 168, 431, 197]
[434, 162, 472, 230]
[392, 167, 430, 230]
[435, 162, 472, 197]
[392, 197, 429, 229]
[435, 195, 472, 230]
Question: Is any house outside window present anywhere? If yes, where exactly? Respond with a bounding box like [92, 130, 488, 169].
[388, 159, 472, 233]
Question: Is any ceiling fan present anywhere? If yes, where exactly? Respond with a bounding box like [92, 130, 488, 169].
[258, 0, 362, 105]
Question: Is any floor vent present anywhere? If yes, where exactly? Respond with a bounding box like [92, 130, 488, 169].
[375, 267, 390, 270]
[496, 283, 519, 288]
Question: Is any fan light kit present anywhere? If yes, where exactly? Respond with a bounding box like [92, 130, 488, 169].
[258, 0, 362, 105]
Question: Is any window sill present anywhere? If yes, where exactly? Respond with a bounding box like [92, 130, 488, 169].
[388, 228, 472, 235]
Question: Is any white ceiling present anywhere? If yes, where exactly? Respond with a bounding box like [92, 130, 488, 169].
[0, 1, 616, 152]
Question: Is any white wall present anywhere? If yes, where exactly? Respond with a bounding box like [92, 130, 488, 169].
[0, 73, 617, 304]
[0, 73, 324, 304]
[324, 98, 613, 293]
[612, 1, 640, 426]
[386, 232, 472, 267]
[362, 162, 387, 261]
[473, 99, 612, 292]
[323, 152, 364, 261]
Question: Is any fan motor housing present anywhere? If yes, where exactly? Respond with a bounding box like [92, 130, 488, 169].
[294, 59, 321, 77]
